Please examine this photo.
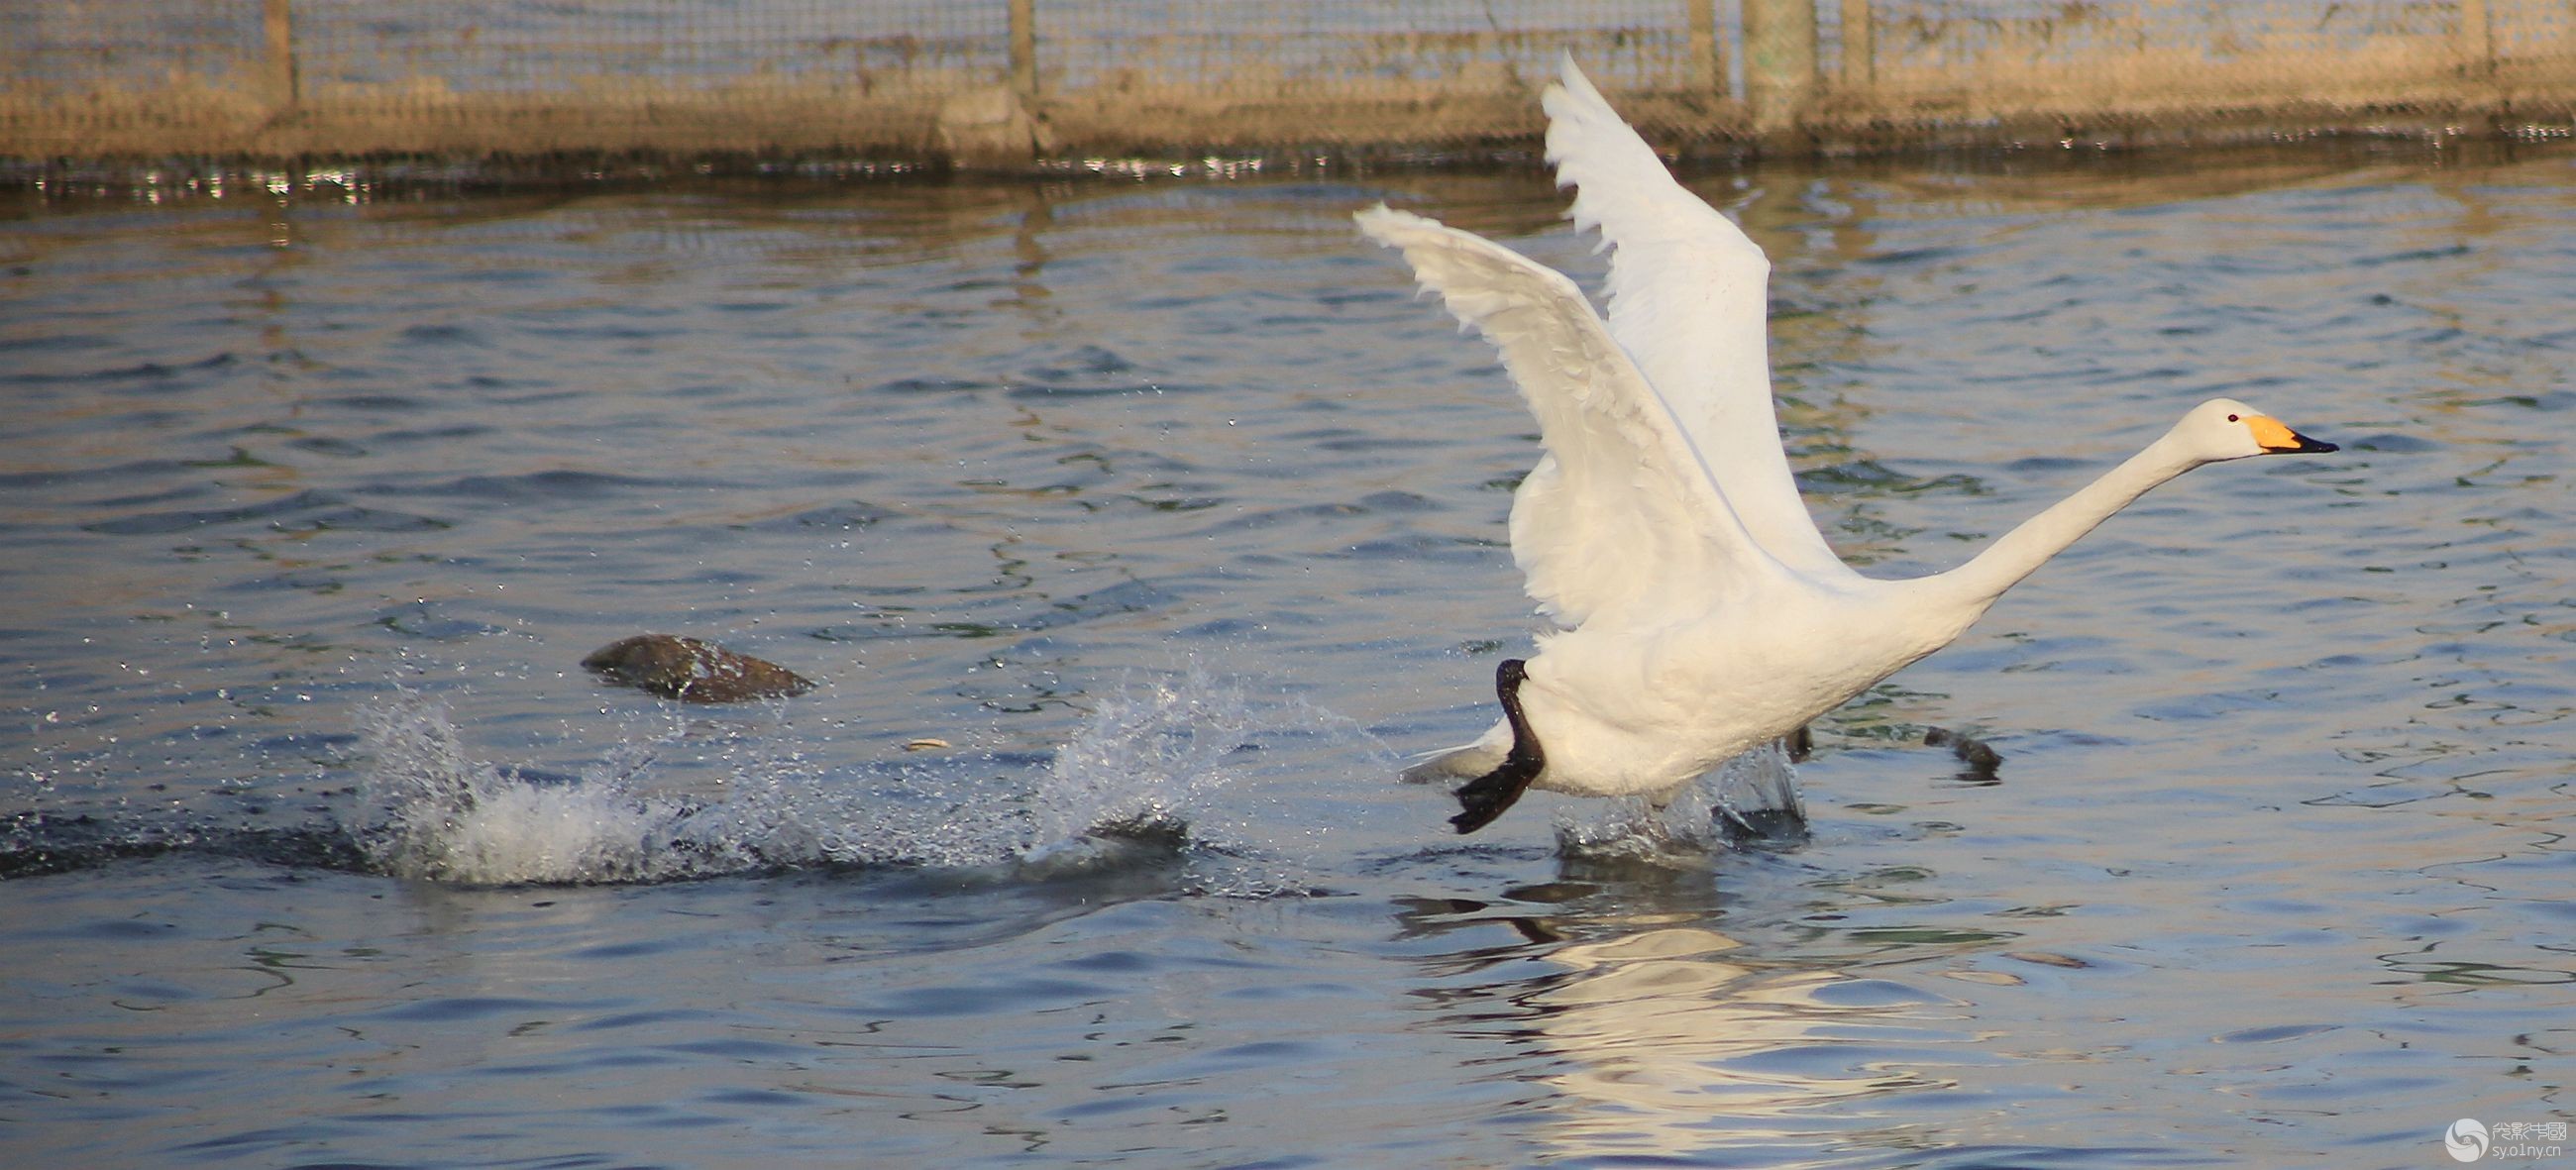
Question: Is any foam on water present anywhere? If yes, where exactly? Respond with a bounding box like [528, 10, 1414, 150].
[350, 666, 1350, 889]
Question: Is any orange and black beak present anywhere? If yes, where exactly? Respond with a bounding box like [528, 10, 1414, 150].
[2247, 415, 2338, 455]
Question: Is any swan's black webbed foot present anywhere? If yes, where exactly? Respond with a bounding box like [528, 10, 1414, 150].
[1923, 726, 2002, 781]
[1451, 659, 1545, 834]
[1716, 802, 1810, 844]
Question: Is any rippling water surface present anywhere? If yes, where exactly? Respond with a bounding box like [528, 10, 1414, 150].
[4, 146, 2572, 1167]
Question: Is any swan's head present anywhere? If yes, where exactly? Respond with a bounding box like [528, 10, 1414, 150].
[2176, 398, 2338, 462]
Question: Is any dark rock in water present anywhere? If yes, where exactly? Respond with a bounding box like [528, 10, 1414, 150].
[581, 634, 814, 702]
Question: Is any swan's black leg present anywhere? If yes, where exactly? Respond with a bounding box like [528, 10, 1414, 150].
[1451, 659, 1545, 834]
[1784, 723, 1813, 763]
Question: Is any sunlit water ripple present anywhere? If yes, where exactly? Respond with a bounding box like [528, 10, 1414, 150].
[2, 147, 2570, 1167]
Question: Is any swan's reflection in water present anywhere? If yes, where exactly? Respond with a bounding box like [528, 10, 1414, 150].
[1401, 856, 1977, 1164]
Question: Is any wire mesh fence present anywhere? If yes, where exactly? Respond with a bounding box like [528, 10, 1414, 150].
[5, 0, 2575, 164]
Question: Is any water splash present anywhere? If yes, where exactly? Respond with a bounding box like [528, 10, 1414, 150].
[350, 666, 1332, 888]
[353, 695, 759, 885]
[1017, 670, 1266, 867]
[1554, 741, 1807, 865]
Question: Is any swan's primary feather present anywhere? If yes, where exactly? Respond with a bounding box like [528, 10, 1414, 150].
[1354, 206, 1774, 628]
[1542, 55, 1849, 583]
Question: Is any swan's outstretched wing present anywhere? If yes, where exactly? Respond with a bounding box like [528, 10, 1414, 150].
[1356, 205, 1773, 627]
[1542, 56, 1847, 580]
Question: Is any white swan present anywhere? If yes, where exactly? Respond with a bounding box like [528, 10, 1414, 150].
[1359, 56, 2337, 834]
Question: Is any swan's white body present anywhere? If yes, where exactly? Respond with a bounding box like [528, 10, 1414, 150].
[1360, 57, 2335, 831]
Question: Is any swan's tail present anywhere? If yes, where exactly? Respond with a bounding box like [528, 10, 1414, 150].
[1397, 742, 1504, 786]
[1397, 726, 1509, 786]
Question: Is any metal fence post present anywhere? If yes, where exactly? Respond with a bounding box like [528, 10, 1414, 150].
[1688, 0, 1721, 95]
[2456, 0, 2496, 78]
[1743, 0, 1817, 133]
[263, 0, 298, 106]
[1841, 0, 1874, 93]
[1010, 0, 1038, 103]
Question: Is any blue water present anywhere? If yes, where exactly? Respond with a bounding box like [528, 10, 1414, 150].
[3, 147, 2572, 1167]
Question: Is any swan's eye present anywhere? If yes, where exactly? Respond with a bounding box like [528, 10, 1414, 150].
[2226, 413, 2240, 422]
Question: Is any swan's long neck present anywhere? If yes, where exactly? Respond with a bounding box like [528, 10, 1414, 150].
[1929, 431, 2202, 616]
